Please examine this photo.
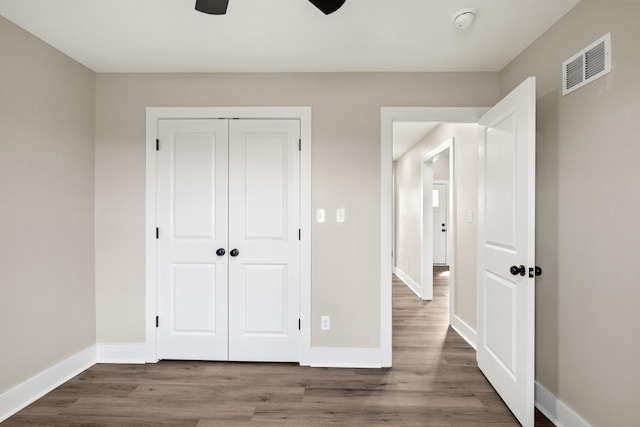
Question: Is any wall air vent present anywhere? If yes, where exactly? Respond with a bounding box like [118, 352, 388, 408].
[562, 33, 611, 96]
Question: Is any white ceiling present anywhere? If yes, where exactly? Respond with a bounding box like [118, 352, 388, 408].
[0, 0, 582, 159]
[0, 0, 581, 73]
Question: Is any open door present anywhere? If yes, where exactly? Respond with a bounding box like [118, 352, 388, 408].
[476, 77, 536, 426]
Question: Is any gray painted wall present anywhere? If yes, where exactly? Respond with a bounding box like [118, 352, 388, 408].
[500, 1, 640, 425]
[94, 73, 499, 347]
[0, 17, 96, 394]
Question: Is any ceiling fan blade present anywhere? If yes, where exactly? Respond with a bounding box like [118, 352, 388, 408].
[195, 0, 229, 15]
[308, 0, 346, 15]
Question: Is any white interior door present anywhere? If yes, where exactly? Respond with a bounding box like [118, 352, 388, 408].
[477, 77, 536, 426]
[228, 120, 300, 362]
[157, 118, 300, 363]
[433, 182, 448, 265]
[157, 119, 229, 360]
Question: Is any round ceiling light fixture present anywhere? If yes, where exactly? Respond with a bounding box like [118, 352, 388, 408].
[453, 8, 477, 29]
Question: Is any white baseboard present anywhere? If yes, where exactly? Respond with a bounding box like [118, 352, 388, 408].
[394, 267, 423, 299]
[0, 345, 96, 423]
[535, 381, 592, 427]
[450, 314, 477, 349]
[306, 347, 384, 368]
[96, 344, 147, 364]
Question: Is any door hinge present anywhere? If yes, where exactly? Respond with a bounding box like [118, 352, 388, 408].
[156, 316, 159, 328]
[156, 228, 159, 239]
[299, 139, 301, 151]
[156, 139, 159, 151]
[298, 318, 301, 330]
[299, 229, 301, 240]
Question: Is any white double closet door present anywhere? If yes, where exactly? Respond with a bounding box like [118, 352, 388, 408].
[156, 118, 300, 362]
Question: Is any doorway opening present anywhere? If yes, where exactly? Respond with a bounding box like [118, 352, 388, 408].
[420, 139, 454, 302]
[381, 108, 488, 361]
[383, 78, 537, 425]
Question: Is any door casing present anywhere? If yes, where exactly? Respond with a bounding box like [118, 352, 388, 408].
[145, 107, 312, 365]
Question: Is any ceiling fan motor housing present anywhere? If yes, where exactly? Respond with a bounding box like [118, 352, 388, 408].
[195, 0, 346, 15]
[308, 0, 347, 15]
[195, 0, 228, 15]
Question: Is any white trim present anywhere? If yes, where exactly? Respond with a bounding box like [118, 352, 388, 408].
[145, 107, 312, 365]
[307, 347, 384, 368]
[145, 110, 158, 363]
[380, 111, 393, 367]
[394, 267, 422, 298]
[299, 112, 312, 366]
[381, 107, 488, 368]
[96, 344, 147, 364]
[451, 315, 477, 350]
[420, 159, 434, 300]
[535, 382, 592, 427]
[0, 345, 96, 423]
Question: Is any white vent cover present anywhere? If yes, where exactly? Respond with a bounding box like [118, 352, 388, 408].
[563, 33, 611, 96]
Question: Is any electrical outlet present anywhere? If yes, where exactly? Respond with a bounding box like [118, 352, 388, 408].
[321, 316, 330, 331]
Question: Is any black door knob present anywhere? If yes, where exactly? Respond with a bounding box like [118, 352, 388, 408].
[510, 265, 526, 276]
[216, 248, 225, 256]
[230, 249, 239, 257]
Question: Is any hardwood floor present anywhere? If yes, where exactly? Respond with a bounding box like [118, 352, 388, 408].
[3, 268, 554, 426]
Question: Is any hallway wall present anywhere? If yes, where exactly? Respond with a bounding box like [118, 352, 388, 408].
[394, 123, 479, 330]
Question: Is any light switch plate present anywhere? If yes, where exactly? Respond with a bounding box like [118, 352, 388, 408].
[336, 208, 345, 223]
[467, 210, 474, 223]
[316, 209, 325, 223]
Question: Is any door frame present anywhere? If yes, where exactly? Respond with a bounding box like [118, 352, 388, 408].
[381, 107, 487, 364]
[145, 107, 312, 364]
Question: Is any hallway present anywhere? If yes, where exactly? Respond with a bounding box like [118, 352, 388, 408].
[393, 267, 553, 425]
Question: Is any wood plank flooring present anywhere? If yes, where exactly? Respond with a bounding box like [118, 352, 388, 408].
[3, 268, 554, 426]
